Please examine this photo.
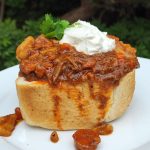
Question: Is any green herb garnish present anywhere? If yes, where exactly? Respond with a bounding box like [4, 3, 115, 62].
[40, 14, 70, 40]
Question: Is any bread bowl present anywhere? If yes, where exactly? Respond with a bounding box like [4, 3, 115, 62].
[16, 20, 139, 130]
[16, 70, 135, 130]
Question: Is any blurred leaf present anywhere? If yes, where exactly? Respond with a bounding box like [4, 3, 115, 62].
[6, 0, 26, 8]
[23, 19, 42, 36]
[0, 19, 25, 70]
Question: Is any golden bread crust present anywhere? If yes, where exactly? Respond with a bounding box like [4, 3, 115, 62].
[16, 71, 135, 130]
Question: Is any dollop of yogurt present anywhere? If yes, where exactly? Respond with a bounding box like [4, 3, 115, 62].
[60, 20, 116, 55]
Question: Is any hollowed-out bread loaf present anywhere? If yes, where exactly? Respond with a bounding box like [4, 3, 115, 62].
[16, 70, 135, 130]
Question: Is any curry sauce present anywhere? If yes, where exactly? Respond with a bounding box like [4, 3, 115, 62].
[17, 35, 139, 87]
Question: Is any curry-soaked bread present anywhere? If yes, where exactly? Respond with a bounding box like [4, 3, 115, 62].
[16, 70, 135, 130]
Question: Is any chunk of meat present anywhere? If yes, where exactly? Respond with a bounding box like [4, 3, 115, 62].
[73, 129, 101, 150]
[0, 114, 17, 137]
[83, 58, 96, 69]
[15, 107, 23, 122]
[34, 35, 53, 50]
[0, 107, 23, 137]
[16, 36, 35, 61]
[93, 123, 113, 135]
[35, 64, 45, 78]
[20, 60, 36, 74]
[50, 131, 59, 143]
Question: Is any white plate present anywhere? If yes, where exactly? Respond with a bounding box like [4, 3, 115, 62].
[0, 57, 150, 150]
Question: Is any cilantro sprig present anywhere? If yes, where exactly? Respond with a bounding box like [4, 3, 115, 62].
[40, 14, 70, 40]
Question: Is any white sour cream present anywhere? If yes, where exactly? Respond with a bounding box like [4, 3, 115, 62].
[60, 20, 116, 55]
